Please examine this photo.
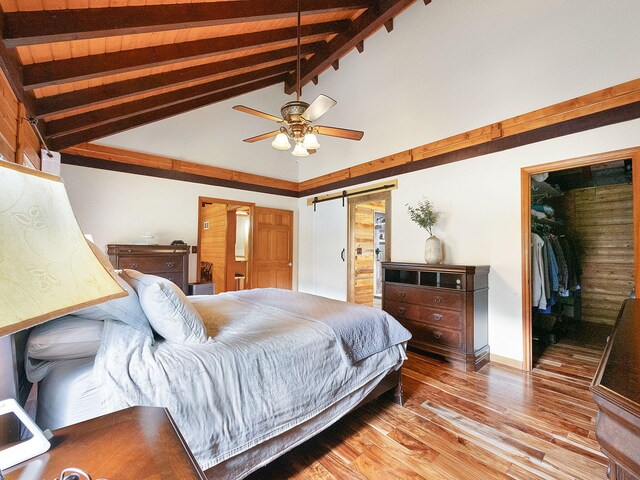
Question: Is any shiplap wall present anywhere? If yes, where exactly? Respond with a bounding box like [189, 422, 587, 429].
[564, 183, 634, 325]
[0, 70, 40, 168]
[200, 203, 228, 293]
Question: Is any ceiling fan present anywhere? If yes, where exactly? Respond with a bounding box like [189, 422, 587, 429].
[232, 0, 364, 158]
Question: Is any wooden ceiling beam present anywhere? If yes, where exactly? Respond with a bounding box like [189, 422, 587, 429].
[36, 43, 322, 119]
[48, 75, 286, 151]
[23, 21, 348, 91]
[46, 63, 293, 139]
[3, 0, 371, 47]
[284, 0, 416, 94]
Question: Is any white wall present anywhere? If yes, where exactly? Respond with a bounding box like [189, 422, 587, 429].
[299, 119, 640, 362]
[61, 165, 299, 285]
[296, 0, 640, 181]
[63, 0, 640, 363]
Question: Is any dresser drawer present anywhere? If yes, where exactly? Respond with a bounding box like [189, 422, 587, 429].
[384, 284, 463, 310]
[402, 319, 462, 350]
[386, 300, 463, 330]
[118, 255, 183, 273]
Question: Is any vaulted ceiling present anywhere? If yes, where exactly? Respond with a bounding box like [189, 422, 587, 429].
[0, 0, 426, 153]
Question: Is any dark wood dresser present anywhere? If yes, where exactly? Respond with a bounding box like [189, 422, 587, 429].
[5, 406, 206, 479]
[591, 299, 640, 480]
[382, 263, 490, 371]
[108, 244, 190, 294]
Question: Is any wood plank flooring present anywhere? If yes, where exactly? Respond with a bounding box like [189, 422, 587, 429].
[248, 337, 609, 480]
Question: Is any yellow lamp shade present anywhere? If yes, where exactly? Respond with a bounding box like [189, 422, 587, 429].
[0, 161, 125, 336]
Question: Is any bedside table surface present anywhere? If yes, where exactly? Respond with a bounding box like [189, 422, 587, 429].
[5, 406, 206, 479]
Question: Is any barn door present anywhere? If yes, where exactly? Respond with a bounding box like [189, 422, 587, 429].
[253, 207, 293, 289]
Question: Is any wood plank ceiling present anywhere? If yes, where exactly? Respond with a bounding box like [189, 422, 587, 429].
[0, 0, 424, 153]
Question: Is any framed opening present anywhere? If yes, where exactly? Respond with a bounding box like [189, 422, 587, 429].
[521, 147, 640, 371]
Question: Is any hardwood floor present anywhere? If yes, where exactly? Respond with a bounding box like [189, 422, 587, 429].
[248, 337, 609, 480]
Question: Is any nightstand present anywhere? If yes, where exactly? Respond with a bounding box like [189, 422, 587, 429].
[5, 406, 206, 479]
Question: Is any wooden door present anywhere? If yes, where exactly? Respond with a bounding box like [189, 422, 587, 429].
[252, 207, 293, 289]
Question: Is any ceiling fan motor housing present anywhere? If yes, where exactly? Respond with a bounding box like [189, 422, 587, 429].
[281, 101, 310, 124]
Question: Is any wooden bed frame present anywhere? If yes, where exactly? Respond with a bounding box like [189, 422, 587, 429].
[203, 367, 403, 478]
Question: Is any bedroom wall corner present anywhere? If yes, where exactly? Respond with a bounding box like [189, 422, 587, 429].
[60, 165, 300, 288]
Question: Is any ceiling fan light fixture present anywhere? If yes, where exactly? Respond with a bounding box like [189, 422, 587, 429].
[272, 132, 291, 150]
[292, 142, 309, 157]
[302, 133, 320, 150]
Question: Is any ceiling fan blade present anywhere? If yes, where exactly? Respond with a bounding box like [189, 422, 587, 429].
[233, 105, 282, 123]
[315, 125, 364, 141]
[302, 95, 337, 122]
[243, 131, 280, 143]
[307, 149, 317, 155]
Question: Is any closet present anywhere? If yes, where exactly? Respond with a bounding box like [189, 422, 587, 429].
[530, 159, 634, 361]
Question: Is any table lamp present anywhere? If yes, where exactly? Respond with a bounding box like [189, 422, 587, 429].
[0, 160, 126, 478]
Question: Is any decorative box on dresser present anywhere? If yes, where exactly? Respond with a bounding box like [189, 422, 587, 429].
[108, 244, 190, 294]
[591, 299, 640, 480]
[382, 263, 490, 371]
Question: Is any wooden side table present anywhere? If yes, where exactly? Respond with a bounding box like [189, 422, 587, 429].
[5, 406, 206, 479]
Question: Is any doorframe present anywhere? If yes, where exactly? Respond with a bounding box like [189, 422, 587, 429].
[196, 196, 255, 288]
[347, 190, 392, 303]
[521, 146, 640, 371]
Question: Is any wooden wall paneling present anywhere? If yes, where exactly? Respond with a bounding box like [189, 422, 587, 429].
[561, 184, 634, 325]
[635, 153, 640, 294]
[0, 68, 19, 162]
[199, 202, 228, 294]
[347, 192, 390, 305]
[16, 104, 41, 169]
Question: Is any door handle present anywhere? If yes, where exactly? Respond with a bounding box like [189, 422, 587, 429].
[287, 262, 293, 267]
[340, 248, 345, 262]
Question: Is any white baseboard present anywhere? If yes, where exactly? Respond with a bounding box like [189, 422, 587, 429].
[490, 353, 523, 370]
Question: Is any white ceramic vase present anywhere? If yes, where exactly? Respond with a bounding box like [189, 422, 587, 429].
[424, 235, 443, 264]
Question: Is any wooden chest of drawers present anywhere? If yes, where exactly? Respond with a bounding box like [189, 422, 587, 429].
[382, 262, 490, 371]
[108, 244, 190, 294]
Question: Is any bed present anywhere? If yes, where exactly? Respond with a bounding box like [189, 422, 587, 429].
[25, 267, 410, 479]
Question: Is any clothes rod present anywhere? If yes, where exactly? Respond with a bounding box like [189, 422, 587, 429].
[307, 180, 398, 211]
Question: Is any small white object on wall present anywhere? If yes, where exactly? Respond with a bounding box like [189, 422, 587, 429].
[40, 150, 61, 176]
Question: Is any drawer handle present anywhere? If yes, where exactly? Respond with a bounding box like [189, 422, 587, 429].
[433, 313, 443, 321]
[398, 307, 406, 315]
[129, 263, 139, 269]
[433, 331, 443, 340]
[166, 262, 175, 268]
[434, 296, 442, 303]
[399, 291, 406, 298]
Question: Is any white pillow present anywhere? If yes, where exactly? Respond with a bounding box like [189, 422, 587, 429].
[120, 270, 207, 344]
[27, 316, 104, 361]
[74, 241, 153, 339]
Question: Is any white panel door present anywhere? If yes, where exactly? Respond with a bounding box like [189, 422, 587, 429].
[314, 200, 347, 300]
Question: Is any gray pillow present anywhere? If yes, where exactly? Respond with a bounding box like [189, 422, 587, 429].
[27, 315, 103, 361]
[73, 241, 153, 340]
[121, 269, 207, 344]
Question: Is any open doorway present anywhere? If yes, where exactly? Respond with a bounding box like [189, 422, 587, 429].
[522, 148, 639, 371]
[347, 191, 391, 307]
[197, 197, 254, 294]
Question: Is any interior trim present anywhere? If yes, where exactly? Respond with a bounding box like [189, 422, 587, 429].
[520, 146, 640, 371]
[61, 78, 640, 198]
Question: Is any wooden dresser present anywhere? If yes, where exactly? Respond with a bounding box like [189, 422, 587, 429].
[382, 263, 490, 371]
[5, 406, 206, 479]
[108, 244, 190, 294]
[591, 299, 640, 480]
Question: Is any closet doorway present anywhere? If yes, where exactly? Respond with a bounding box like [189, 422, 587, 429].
[521, 147, 640, 371]
[347, 191, 391, 307]
[197, 197, 254, 293]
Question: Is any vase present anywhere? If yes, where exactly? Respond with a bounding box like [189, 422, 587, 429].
[424, 235, 443, 264]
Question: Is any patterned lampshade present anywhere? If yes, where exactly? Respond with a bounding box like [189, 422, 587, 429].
[0, 161, 125, 337]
